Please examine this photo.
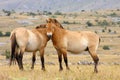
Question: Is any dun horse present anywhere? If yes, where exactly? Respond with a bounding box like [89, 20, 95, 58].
[46, 18, 100, 73]
[10, 24, 49, 70]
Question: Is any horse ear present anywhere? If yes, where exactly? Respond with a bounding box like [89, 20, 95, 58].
[53, 19, 64, 29]
[46, 18, 53, 23]
[53, 19, 57, 23]
[36, 26, 39, 29]
[46, 19, 49, 23]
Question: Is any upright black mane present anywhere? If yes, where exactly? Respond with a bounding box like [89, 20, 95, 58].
[53, 19, 64, 29]
[36, 24, 46, 29]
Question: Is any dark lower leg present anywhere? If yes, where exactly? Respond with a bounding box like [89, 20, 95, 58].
[88, 48, 99, 73]
[58, 54, 63, 71]
[15, 54, 21, 69]
[63, 54, 69, 70]
[10, 54, 14, 66]
[19, 53, 23, 70]
[31, 55, 36, 69]
[41, 56, 45, 70]
[94, 57, 99, 73]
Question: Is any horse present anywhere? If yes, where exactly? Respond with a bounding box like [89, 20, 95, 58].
[45, 18, 100, 73]
[10, 24, 49, 70]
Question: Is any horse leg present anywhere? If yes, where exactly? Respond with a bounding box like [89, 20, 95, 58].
[31, 51, 36, 69]
[57, 50, 63, 71]
[16, 51, 24, 70]
[17, 47, 25, 70]
[39, 49, 45, 71]
[88, 47, 99, 73]
[60, 48, 70, 70]
[15, 53, 21, 69]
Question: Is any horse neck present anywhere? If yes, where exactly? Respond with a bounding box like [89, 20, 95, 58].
[37, 29, 50, 41]
[52, 27, 65, 40]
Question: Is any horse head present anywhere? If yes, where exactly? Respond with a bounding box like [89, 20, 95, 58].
[46, 18, 64, 38]
[46, 18, 64, 29]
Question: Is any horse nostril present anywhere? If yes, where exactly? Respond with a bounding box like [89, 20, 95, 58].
[47, 35, 52, 39]
[47, 32, 52, 38]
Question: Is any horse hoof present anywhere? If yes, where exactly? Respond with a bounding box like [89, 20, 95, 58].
[66, 67, 70, 70]
[94, 70, 98, 73]
[20, 68, 24, 71]
[59, 68, 63, 71]
[41, 68, 46, 71]
[31, 67, 34, 70]
[94, 71, 98, 73]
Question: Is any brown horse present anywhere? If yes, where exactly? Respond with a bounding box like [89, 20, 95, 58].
[10, 24, 49, 70]
[46, 18, 100, 73]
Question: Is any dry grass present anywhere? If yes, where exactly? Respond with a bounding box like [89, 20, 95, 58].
[0, 64, 120, 80]
[0, 54, 120, 80]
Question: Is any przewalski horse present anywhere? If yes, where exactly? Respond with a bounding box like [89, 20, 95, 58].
[46, 18, 100, 73]
[10, 24, 49, 70]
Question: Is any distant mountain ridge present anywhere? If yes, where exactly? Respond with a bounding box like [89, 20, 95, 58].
[0, 0, 120, 12]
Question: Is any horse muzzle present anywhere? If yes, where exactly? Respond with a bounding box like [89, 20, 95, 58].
[47, 32, 52, 38]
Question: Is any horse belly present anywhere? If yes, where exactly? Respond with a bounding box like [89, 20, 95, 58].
[26, 41, 39, 52]
[67, 44, 87, 53]
[67, 38, 88, 53]
[26, 33, 41, 52]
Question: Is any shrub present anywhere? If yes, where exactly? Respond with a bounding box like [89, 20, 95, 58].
[102, 29, 105, 33]
[0, 31, 11, 37]
[109, 12, 117, 17]
[51, 15, 57, 18]
[86, 21, 93, 26]
[47, 12, 52, 15]
[5, 50, 10, 59]
[4, 32, 11, 36]
[54, 11, 62, 15]
[63, 21, 70, 24]
[27, 12, 36, 17]
[108, 29, 112, 33]
[81, 10, 85, 12]
[103, 45, 110, 50]
[0, 31, 3, 37]
[43, 11, 52, 15]
[117, 21, 120, 25]
[98, 20, 109, 26]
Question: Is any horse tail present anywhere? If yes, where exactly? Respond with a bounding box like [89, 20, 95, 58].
[99, 37, 101, 44]
[10, 32, 17, 66]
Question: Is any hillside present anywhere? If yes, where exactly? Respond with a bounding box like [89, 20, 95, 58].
[0, 0, 120, 12]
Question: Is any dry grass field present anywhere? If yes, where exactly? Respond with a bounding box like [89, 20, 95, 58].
[0, 10, 120, 80]
[0, 54, 120, 80]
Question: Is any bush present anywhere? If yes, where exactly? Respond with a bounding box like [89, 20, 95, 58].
[0, 31, 11, 37]
[0, 31, 3, 37]
[117, 21, 120, 25]
[108, 29, 112, 33]
[43, 11, 52, 15]
[81, 10, 85, 12]
[103, 45, 110, 50]
[86, 21, 93, 26]
[102, 29, 105, 33]
[54, 11, 62, 15]
[51, 15, 57, 18]
[109, 12, 117, 17]
[98, 20, 109, 26]
[5, 50, 10, 59]
[4, 32, 11, 36]
[27, 12, 36, 17]
[63, 21, 70, 24]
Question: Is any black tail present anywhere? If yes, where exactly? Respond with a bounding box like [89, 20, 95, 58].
[99, 37, 101, 44]
[10, 33, 17, 66]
